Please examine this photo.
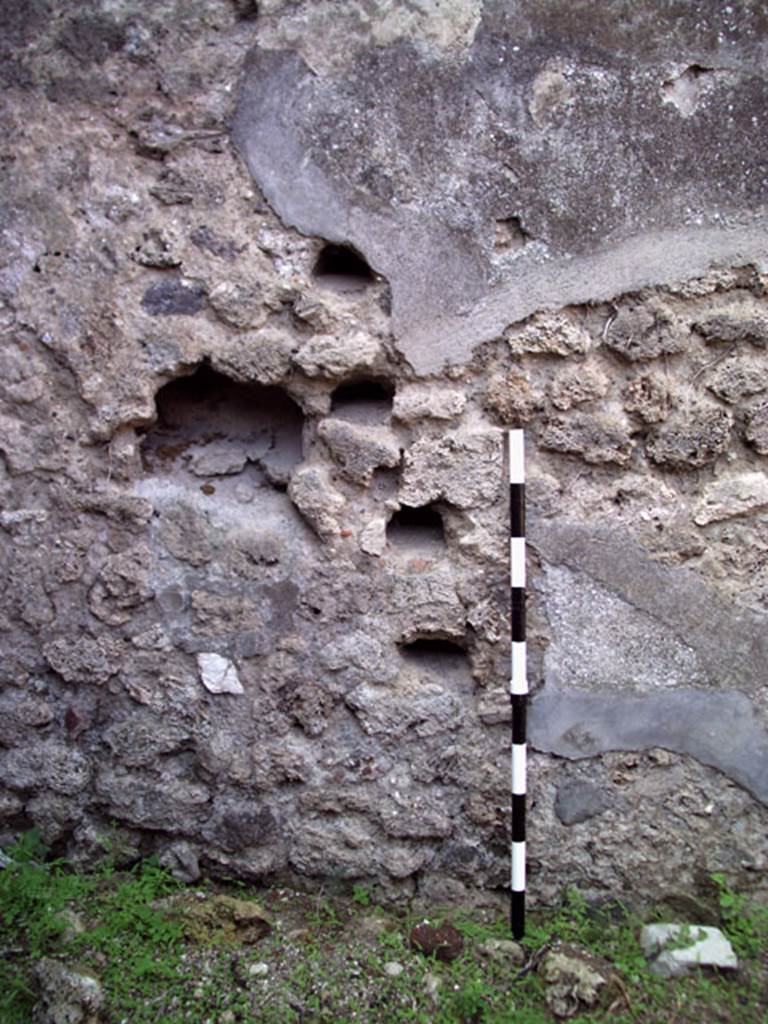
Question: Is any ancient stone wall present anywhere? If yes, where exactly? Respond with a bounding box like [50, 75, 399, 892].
[1, 0, 767, 907]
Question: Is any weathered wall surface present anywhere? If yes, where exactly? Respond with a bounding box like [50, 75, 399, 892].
[1, 0, 767, 908]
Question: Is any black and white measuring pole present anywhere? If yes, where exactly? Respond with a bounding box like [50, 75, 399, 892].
[508, 429, 527, 940]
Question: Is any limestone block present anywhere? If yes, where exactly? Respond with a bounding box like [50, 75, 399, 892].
[318, 418, 400, 484]
[393, 384, 466, 422]
[745, 402, 768, 454]
[540, 413, 633, 464]
[197, 653, 244, 695]
[550, 364, 609, 411]
[43, 634, 123, 686]
[360, 516, 387, 555]
[294, 332, 381, 377]
[539, 948, 607, 1018]
[400, 432, 502, 509]
[507, 313, 592, 357]
[604, 299, 686, 361]
[694, 308, 768, 347]
[640, 923, 738, 976]
[288, 464, 345, 538]
[693, 473, 768, 525]
[646, 406, 731, 468]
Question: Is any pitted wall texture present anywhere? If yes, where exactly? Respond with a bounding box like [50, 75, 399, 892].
[0, 0, 767, 908]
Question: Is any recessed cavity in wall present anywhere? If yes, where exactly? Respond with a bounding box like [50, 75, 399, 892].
[387, 503, 446, 554]
[313, 243, 375, 293]
[662, 64, 713, 117]
[330, 378, 394, 424]
[399, 637, 471, 687]
[494, 216, 531, 251]
[140, 364, 304, 504]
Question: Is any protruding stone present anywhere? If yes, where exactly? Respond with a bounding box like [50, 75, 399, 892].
[605, 299, 686, 361]
[197, 653, 244, 695]
[400, 432, 502, 509]
[694, 308, 768, 348]
[745, 403, 768, 454]
[294, 332, 381, 377]
[393, 384, 466, 422]
[288, 465, 346, 538]
[485, 371, 543, 425]
[693, 473, 768, 525]
[507, 312, 592, 357]
[640, 923, 739, 976]
[646, 406, 731, 468]
[540, 413, 633, 464]
[318, 419, 400, 484]
[550, 365, 609, 411]
[33, 958, 103, 1024]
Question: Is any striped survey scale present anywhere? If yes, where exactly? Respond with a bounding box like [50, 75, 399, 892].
[508, 429, 527, 939]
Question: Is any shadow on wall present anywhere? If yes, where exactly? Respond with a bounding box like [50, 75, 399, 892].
[387, 503, 446, 555]
[137, 365, 307, 534]
[330, 377, 394, 425]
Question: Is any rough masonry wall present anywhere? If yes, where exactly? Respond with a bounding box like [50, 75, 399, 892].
[1, 0, 767, 908]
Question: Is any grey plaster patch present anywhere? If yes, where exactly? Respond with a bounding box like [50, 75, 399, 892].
[530, 687, 768, 805]
[554, 781, 615, 826]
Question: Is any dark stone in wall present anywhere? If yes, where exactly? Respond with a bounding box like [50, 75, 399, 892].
[141, 279, 207, 316]
[555, 781, 614, 826]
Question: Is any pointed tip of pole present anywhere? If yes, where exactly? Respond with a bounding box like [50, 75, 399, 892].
[511, 892, 525, 940]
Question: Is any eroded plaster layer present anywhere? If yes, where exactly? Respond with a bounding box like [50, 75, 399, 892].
[233, 0, 768, 372]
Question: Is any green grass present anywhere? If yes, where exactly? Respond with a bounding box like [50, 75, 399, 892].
[1, 831, 766, 1023]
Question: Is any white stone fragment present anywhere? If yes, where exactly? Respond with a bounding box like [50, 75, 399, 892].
[247, 962, 269, 977]
[693, 473, 768, 526]
[294, 331, 381, 377]
[393, 384, 466, 422]
[384, 961, 404, 977]
[640, 923, 739, 977]
[360, 517, 387, 556]
[196, 653, 244, 695]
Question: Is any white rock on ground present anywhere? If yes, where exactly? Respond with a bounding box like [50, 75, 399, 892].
[33, 958, 103, 1024]
[196, 653, 244, 695]
[640, 923, 739, 977]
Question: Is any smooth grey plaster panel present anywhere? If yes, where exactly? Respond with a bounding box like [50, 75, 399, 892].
[529, 686, 768, 805]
